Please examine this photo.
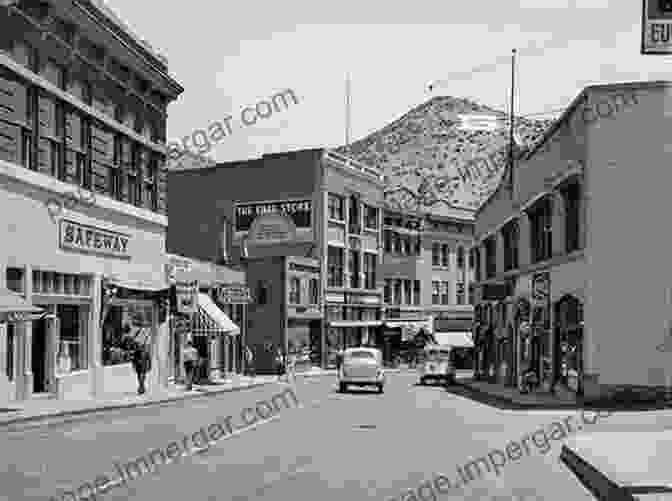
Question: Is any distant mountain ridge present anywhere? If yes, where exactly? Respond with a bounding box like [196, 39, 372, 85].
[335, 96, 554, 215]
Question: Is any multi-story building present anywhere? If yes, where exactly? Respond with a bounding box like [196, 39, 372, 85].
[0, 0, 183, 403]
[472, 81, 669, 403]
[166, 148, 385, 369]
[380, 204, 474, 364]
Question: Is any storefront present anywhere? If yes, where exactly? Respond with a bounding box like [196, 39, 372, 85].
[553, 294, 584, 396]
[165, 254, 247, 383]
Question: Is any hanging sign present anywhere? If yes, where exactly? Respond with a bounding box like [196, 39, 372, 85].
[215, 284, 252, 304]
[642, 0, 672, 54]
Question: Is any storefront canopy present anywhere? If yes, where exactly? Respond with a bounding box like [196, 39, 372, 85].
[193, 293, 239, 336]
[0, 288, 45, 322]
[329, 320, 382, 327]
[434, 331, 474, 348]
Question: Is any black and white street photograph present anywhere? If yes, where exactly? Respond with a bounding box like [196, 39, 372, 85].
[1, 1, 672, 500]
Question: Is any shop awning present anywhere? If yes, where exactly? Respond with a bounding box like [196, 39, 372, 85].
[0, 288, 45, 322]
[104, 276, 169, 292]
[435, 331, 474, 348]
[328, 320, 383, 327]
[384, 319, 431, 329]
[193, 293, 240, 336]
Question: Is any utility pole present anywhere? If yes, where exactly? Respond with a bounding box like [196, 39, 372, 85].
[345, 73, 351, 151]
[508, 49, 516, 197]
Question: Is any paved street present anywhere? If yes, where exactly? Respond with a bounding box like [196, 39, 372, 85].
[0, 371, 662, 501]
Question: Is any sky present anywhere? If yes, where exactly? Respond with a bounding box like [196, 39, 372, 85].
[105, 0, 671, 163]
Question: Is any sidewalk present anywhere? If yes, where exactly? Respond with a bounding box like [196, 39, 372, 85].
[0, 374, 277, 431]
[453, 378, 672, 411]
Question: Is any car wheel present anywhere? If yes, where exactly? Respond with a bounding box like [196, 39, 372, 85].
[445, 375, 455, 386]
[339, 382, 347, 393]
[378, 384, 384, 394]
[419, 377, 425, 385]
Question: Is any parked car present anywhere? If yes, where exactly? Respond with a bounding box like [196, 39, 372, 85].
[418, 345, 455, 386]
[338, 347, 385, 393]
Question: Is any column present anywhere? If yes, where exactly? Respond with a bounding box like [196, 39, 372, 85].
[46, 304, 58, 394]
[464, 248, 471, 305]
[479, 242, 487, 282]
[518, 213, 531, 269]
[552, 190, 566, 257]
[90, 274, 102, 396]
[18, 265, 33, 400]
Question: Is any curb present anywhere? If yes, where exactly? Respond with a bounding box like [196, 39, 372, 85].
[560, 445, 637, 500]
[0, 380, 273, 431]
[451, 380, 587, 410]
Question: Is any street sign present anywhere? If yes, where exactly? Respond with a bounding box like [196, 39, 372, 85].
[642, 0, 672, 54]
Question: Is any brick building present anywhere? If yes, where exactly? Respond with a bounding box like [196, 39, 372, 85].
[167, 148, 385, 368]
[0, 0, 183, 403]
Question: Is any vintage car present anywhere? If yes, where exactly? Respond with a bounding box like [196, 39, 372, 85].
[418, 345, 455, 386]
[338, 347, 385, 393]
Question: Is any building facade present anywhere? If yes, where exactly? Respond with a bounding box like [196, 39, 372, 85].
[380, 204, 474, 364]
[166, 148, 385, 369]
[472, 81, 669, 402]
[0, 0, 182, 403]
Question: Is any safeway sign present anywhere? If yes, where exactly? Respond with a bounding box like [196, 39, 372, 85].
[642, 0, 672, 54]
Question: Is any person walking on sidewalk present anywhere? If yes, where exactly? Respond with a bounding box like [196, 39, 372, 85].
[274, 346, 286, 382]
[244, 345, 255, 377]
[132, 340, 152, 395]
[183, 340, 199, 391]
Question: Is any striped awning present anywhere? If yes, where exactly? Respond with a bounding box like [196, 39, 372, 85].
[192, 293, 239, 336]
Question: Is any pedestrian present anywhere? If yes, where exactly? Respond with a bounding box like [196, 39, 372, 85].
[245, 345, 255, 377]
[183, 340, 199, 391]
[132, 339, 151, 395]
[274, 346, 286, 382]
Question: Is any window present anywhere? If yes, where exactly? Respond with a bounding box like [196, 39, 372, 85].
[563, 182, 581, 253]
[40, 59, 65, 89]
[404, 237, 412, 256]
[432, 243, 440, 266]
[473, 248, 481, 282]
[441, 281, 450, 305]
[468, 249, 475, 270]
[289, 277, 301, 304]
[529, 198, 553, 263]
[414, 236, 421, 256]
[457, 247, 465, 269]
[6, 324, 15, 381]
[384, 230, 392, 252]
[394, 234, 403, 254]
[327, 246, 344, 287]
[484, 237, 497, 279]
[328, 193, 344, 220]
[57, 304, 86, 372]
[432, 281, 440, 305]
[6, 267, 25, 293]
[11, 40, 38, 72]
[468, 284, 475, 305]
[363, 253, 377, 290]
[413, 280, 420, 305]
[404, 279, 412, 305]
[349, 250, 360, 288]
[456, 283, 465, 305]
[394, 279, 402, 305]
[384, 279, 392, 303]
[309, 278, 320, 304]
[257, 282, 269, 305]
[441, 244, 449, 267]
[365, 205, 378, 229]
[348, 195, 360, 234]
[502, 220, 519, 271]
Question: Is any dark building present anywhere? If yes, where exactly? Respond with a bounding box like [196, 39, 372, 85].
[167, 148, 385, 368]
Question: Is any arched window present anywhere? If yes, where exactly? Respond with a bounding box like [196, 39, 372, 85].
[309, 278, 320, 304]
[457, 246, 465, 269]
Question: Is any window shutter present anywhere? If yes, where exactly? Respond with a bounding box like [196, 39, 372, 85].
[65, 112, 82, 151]
[0, 121, 20, 164]
[38, 95, 56, 138]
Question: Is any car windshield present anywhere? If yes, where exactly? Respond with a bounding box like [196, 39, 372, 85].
[345, 350, 376, 360]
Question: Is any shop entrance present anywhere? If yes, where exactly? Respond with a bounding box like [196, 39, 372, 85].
[31, 319, 48, 393]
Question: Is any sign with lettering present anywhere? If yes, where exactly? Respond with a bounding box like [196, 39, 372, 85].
[642, 0, 672, 54]
[235, 200, 312, 232]
[247, 213, 297, 245]
[215, 284, 252, 304]
[59, 220, 130, 259]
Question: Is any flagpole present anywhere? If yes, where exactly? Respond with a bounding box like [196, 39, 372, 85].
[345, 73, 351, 151]
[508, 49, 516, 197]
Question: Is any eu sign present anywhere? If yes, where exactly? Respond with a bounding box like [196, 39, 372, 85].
[642, 0, 672, 53]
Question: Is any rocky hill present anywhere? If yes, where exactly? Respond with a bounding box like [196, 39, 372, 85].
[335, 96, 554, 215]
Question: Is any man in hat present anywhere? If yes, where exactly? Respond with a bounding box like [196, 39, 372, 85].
[183, 339, 199, 391]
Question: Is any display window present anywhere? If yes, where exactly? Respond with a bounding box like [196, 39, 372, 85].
[102, 303, 153, 366]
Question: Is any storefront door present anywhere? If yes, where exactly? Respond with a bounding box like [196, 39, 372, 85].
[31, 319, 47, 393]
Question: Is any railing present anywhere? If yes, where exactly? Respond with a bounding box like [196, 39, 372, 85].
[323, 150, 383, 180]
